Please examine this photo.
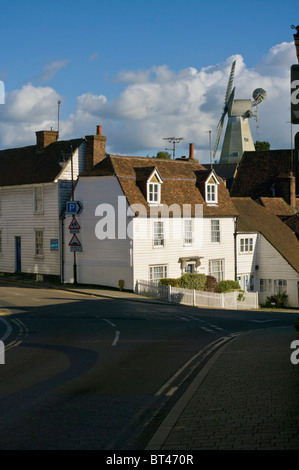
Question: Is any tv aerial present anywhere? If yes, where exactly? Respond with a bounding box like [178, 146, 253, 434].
[163, 137, 183, 159]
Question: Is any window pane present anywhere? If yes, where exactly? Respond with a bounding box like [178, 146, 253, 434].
[35, 187, 43, 212]
[209, 259, 224, 282]
[211, 220, 220, 242]
[150, 265, 167, 281]
[35, 230, 43, 255]
[184, 219, 193, 245]
[153, 221, 164, 246]
[149, 183, 159, 203]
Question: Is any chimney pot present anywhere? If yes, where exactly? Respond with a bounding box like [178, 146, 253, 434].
[189, 143, 194, 159]
[96, 125, 102, 136]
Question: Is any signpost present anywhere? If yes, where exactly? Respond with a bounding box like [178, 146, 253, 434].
[66, 200, 83, 284]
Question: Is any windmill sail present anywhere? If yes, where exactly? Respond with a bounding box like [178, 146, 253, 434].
[213, 60, 236, 159]
[213, 60, 266, 164]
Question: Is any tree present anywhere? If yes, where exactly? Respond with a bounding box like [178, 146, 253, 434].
[153, 151, 171, 159]
[255, 141, 270, 151]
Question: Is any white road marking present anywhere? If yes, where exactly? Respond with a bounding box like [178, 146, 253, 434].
[103, 318, 116, 327]
[166, 386, 178, 397]
[250, 319, 277, 323]
[0, 315, 12, 342]
[112, 331, 120, 346]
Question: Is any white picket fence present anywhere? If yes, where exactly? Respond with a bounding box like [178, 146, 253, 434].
[136, 280, 259, 310]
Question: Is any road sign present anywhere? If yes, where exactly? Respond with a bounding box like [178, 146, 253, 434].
[66, 201, 83, 215]
[291, 65, 299, 124]
[70, 245, 82, 252]
[68, 217, 80, 233]
[69, 234, 81, 246]
[69, 233, 82, 252]
[50, 238, 59, 251]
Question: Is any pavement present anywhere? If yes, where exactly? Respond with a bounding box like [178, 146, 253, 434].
[145, 326, 299, 450]
[1, 277, 299, 450]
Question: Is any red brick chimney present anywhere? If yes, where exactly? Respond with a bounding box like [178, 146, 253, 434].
[85, 125, 107, 169]
[189, 143, 194, 159]
[274, 172, 297, 211]
[188, 143, 198, 162]
[290, 172, 297, 211]
[36, 130, 58, 151]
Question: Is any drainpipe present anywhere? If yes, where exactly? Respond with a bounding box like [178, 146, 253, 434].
[234, 216, 238, 281]
[60, 216, 65, 284]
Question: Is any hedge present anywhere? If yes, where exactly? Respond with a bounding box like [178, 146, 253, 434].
[159, 273, 207, 291]
[178, 273, 207, 290]
[217, 280, 240, 293]
[159, 278, 181, 287]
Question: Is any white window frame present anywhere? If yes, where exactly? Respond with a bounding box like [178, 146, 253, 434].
[35, 230, 44, 257]
[209, 259, 224, 283]
[147, 182, 161, 204]
[259, 279, 287, 294]
[274, 279, 287, 294]
[153, 221, 164, 247]
[211, 219, 220, 243]
[147, 170, 163, 204]
[205, 179, 218, 204]
[184, 219, 193, 246]
[240, 237, 254, 253]
[149, 265, 167, 281]
[34, 186, 43, 213]
[259, 279, 272, 293]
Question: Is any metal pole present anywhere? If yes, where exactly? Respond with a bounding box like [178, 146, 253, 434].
[70, 147, 77, 285]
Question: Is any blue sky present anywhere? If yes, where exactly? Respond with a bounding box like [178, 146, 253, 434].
[0, 0, 298, 162]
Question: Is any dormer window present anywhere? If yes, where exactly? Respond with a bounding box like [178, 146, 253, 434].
[205, 173, 219, 205]
[148, 181, 160, 203]
[147, 170, 163, 204]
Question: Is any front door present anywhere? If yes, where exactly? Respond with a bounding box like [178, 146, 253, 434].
[15, 236, 21, 272]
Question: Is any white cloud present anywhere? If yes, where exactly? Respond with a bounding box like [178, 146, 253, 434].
[0, 83, 60, 146]
[37, 59, 70, 82]
[0, 42, 297, 160]
[88, 52, 99, 62]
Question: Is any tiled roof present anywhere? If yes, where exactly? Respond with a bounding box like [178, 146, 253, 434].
[232, 197, 299, 274]
[82, 155, 238, 216]
[258, 197, 294, 217]
[230, 149, 292, 198]
[203, 163, 238, 190]
[284, 213, 299, 239]
[0, 138, 84, 186]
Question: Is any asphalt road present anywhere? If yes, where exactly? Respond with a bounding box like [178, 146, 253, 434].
[0, 281, 297, 450]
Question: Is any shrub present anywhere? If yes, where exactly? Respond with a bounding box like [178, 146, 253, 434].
[179, 273, 207, 291]
[265, 292, 288, 308]
[204, 275, 218, 292]
[218, 280, 240, 293]
[159, 278, 181, 287]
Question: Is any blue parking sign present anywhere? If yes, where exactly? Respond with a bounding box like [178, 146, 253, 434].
[66, 201, 83, 214]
